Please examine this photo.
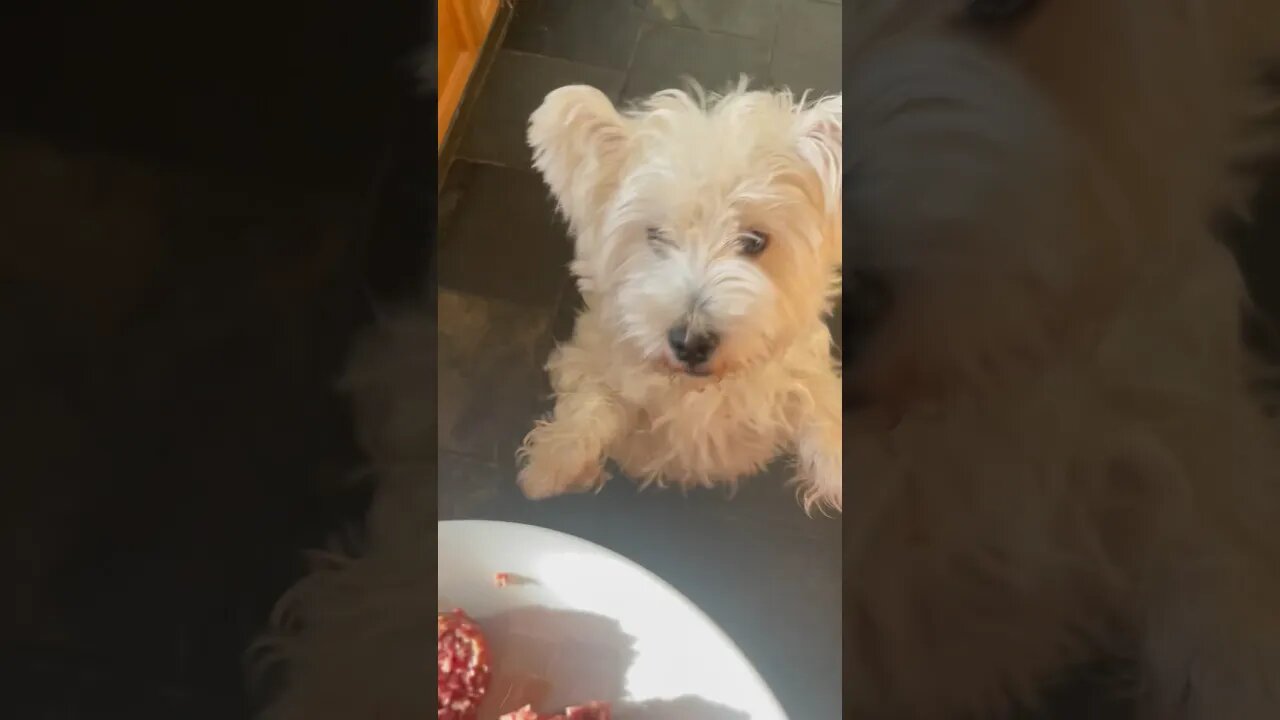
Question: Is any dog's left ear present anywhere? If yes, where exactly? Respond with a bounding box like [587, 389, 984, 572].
[794, 94, 842, 218]
[528, 86, 630, 235]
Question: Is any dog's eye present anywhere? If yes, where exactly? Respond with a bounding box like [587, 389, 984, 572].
[740, 230, 769, 256]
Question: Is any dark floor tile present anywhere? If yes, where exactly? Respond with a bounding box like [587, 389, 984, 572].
[440, 451, 617, 542]
[775, 0, 841, 61]
[438, 161, 573, 307]
[643, 0, 780, 41]
[438, 452, 511, 520]
[457, 51, 626, 169]
[705, 463, 842, 539]
[438, 288, 558, 462]
[770, 47, 841, 96]
[504, 0, 645, 70]
[624, 22, 773, 100]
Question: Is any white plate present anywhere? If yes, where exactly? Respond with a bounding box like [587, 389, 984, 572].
[438, 519, 788, 720]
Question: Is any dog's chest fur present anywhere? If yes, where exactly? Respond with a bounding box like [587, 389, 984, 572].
[553, 306, 837, 486]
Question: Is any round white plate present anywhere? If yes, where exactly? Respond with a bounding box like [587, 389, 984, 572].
[438, 519, 788, 720]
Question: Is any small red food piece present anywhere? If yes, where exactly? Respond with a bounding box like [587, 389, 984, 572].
[495, 572, 510, 588]
[499, 702, 611, 720]
[438, 609, 491, 720]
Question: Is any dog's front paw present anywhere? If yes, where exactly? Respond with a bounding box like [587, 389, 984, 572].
[795, 423, 842, 515]
[794, 451, 842, 515]
[516, 422, 606, 500]
[517, 458, 603, 500]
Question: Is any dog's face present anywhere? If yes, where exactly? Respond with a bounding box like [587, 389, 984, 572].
[846, 0, 1278, 408]
[528, 85, 842, 376]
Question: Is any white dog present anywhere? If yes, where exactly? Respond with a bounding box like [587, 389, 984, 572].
[517, 82, 844, 512]
[845, 1, 1280, 718]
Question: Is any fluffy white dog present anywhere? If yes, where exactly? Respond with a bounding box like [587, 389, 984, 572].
[517, 82, 844, 512]
[844, 1, 1280, 718]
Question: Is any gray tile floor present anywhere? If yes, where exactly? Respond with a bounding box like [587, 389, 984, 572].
[440, 2, 842, 718]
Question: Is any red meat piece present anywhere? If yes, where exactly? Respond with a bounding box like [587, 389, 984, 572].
[438, 609, 492, 720]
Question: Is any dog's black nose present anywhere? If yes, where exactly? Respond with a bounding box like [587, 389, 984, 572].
[668, 325, 719, 367]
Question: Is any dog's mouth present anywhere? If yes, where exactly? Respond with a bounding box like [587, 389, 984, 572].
[656, 354, 718, 378]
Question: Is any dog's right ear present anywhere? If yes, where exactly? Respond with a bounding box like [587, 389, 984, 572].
[794, 94, 842, 219]
[528, 86, 630, 234]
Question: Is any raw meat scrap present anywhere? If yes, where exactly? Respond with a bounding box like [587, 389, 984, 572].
[438, 609, 491, 720]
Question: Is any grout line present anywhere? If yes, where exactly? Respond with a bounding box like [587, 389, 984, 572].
[440, 447, 504, 466]
[497, 14, 797, 100]
[498, 47, 628, 77]
[638, 0, 784, 43]
[624, 14, 647, 74]
[655, 20, 777, 43]
[767, 2, 781, 74]
[621, 19, 649, 99]
[450, 155, 539, 175]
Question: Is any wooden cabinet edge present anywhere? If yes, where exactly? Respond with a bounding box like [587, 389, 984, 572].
[438, 0, 502, 150]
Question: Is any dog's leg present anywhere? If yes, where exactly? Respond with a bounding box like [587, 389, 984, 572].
[792, 369, 843, 513]
[517, 344, 624, 500]
[517, 391, 622, 500]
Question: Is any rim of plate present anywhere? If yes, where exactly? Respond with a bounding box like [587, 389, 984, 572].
[437, 518, 789, 719]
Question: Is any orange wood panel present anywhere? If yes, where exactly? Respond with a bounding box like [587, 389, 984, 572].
[438, 0, 497, 149]
[439, 2, 462, 98]
[479, 0, 499, 26]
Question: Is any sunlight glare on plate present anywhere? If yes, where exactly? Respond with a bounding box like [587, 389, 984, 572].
[535, 551, 748, 705]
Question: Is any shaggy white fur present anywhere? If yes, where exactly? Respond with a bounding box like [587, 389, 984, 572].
[845, 1, 1280, 718]
[518, 82, 844, 512]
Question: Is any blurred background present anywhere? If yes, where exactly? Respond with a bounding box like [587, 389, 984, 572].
[0, 1, 426, 716]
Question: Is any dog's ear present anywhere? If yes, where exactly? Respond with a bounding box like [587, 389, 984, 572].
[528, 85, 630, 234]
[794, 94, 842, 219]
